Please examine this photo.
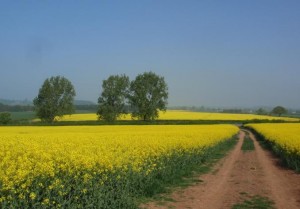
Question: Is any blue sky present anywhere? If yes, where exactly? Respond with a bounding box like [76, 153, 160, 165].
[1, 0, 300, 108]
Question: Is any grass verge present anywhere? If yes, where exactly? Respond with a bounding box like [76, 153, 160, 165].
[139, 136, 239, 207]
[241, 135, 255, 152]
[232, 194, 275, 209]
[0, 136, 239, 209]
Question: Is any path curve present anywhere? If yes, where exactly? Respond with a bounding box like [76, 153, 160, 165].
[142, 130, 300, 209]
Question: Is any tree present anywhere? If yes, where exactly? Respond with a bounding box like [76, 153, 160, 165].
[0, 112, 11, 124]
[33, 76, 76, 122]
[271, 106, 287, 116]
[129, 71, 168, 121]
[256, 108, 267, 115]
[97, 74, 130, 121]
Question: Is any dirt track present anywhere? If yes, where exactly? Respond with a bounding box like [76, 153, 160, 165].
[142, 130, 300, 209]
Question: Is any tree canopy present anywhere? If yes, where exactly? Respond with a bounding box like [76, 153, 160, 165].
[271, 106, 287, 116]
[0, 112, 11, 124]
[129, 72, 168, 121]
[33, 76, 76, 122]
[255, 108, 267, 115]
[97, 74, 130, 121]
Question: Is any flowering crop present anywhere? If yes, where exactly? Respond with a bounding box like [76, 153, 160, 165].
[159, 111, 298, 121]
[51, 110, 299, 122]
[246, 123, 300, 171]
[0, 125, 238, 208]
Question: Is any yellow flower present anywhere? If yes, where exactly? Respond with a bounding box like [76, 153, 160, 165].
[246, 123, 300, 154]
[42, 198, 50, 205]
[29, 192, 36, 200]
[0, 124, 239, 202]
[33, 110, 298, 122]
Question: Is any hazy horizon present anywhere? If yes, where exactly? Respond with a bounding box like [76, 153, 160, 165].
[1, 1, 299, 109]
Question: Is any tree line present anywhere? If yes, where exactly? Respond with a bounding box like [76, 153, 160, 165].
[0, 70, 291, 124]
[33, 71, 168, 123]
[0, 103, 34, 112]
[255, 106, 287, 116]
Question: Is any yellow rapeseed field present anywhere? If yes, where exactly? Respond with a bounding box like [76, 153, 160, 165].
[159, 110, 298, 121]
[52, 110, 298, 122]
[246, 123, 300, 173]
[246, 123, 300, 155]
[0, 125, 238, 208]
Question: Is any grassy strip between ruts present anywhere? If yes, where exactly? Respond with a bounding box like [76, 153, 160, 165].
[232, 193, 275, 209]
[241, 134, 255, 152]
[139, 135, 239, 207]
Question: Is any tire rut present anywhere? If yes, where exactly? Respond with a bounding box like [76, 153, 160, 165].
[142, 129, 300, 209]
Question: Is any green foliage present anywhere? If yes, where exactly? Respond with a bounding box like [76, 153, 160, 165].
[33, 76, 76, 123]
[10, 112, 35, 121]
[97, 74, 130, 121]
[241, 136, 255, 151]
[129, 72, 168, 121]
[271, 106, 287, 116]
[256, 108, 267, 115]
[142, 137, 238, 206]
[0, 137, 236, 209]
[0, 103, 33, 112]
[232, 195, 274, 209]
[0, 112, 11, 124]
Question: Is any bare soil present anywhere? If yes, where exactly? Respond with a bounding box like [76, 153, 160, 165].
[141, 130, 300, 209]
